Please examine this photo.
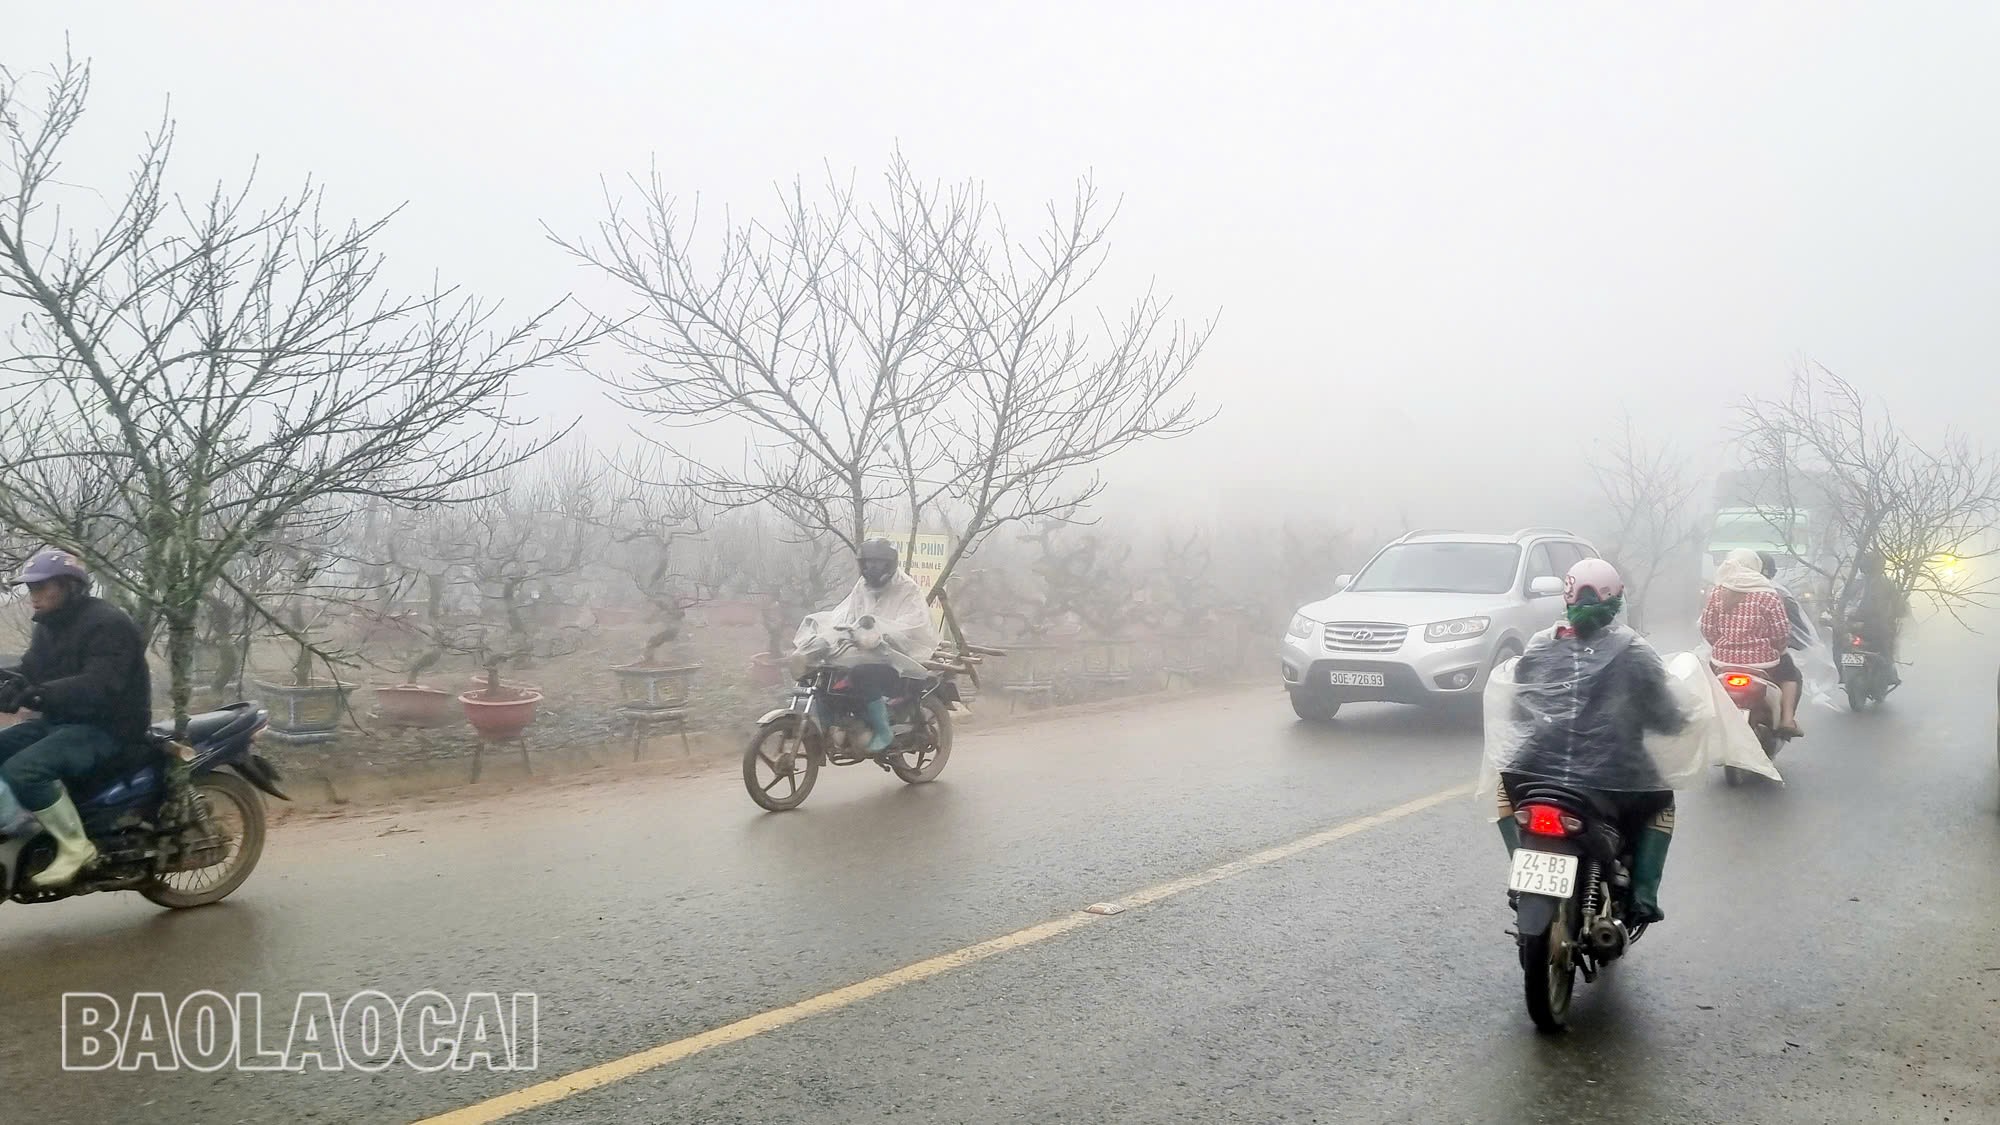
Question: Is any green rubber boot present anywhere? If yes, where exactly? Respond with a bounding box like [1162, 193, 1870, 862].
[1497, 815, 1521, 856]
[1629, 827, 1671, 925]
[864, 698, 895, 755]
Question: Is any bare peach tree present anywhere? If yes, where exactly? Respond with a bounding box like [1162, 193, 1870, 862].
[1587, 417, 1707, 629]
[0, 57, 590, 732]
[1735, 365, 2000, 618]
[557, 155, 1211, 646]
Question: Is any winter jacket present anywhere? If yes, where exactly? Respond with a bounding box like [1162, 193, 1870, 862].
[1501, 624, 1685, 792]
[5, 595, 152, 742]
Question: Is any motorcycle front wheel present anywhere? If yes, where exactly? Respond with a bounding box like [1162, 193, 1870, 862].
[890, 699, 952, 785]
[744, 719, 819, 812]
[1521, 897, 1577, 1032]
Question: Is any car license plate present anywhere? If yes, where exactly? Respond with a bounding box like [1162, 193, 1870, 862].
[1329, 670, 1386, 687]
[1840, 653, 1866, 666]
[1507, 848, 1577, 897]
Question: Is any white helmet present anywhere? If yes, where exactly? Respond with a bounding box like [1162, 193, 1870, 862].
[1564, 557, 1624, 606]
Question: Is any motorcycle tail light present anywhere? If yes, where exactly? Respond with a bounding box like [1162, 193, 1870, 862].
[1723, 673, 1753, 689]
[1850, 634, 1864, 647]
[1517, 804, 1580, 837]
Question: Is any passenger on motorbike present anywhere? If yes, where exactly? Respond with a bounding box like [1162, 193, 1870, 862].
[797, 539, 940, 755]
[1491, 559, 1683, 925]
[1758, 551, 1812, 645]
[0, 548, 152, 886]
[1700, 548, 1802, 738]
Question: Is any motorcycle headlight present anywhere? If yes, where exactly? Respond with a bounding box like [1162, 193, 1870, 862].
[1424, 616, 1490, 643]
[1286, 614, 1316, 640]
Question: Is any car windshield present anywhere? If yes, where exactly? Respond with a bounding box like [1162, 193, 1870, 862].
[1350, 543, 1521, 594]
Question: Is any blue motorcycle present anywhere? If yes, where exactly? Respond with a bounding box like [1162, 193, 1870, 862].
[1, 700, 289, 909]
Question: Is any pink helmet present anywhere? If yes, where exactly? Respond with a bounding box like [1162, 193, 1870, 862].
[1564, 557, 1624, 605]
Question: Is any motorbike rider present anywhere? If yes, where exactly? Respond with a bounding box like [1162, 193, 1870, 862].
[0, 548, 152, 886]
[1845, 548, 1906, 684]
[1700, 548, 1802, 737]
[800, 539, 940, 755]
[1491, 558, 1683, 925]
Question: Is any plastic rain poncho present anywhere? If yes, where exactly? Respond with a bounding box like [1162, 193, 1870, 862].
[1478, 625, 1780, 814]
[0, 776, 36, 837]
[795, 571, 941, 679]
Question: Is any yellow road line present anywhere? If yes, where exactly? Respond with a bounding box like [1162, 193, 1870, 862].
[416, 783, 1468, 1125]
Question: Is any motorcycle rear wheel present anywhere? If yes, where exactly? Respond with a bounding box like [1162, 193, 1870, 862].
[1846, 677, 1871, 711]
[1522, 897, 1576, 1032]
[890, 700, 952, 784]
[744, 720, 819, 812]
[140, 773, 266, 910]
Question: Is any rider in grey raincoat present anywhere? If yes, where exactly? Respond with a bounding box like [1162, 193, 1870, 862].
[795, 540, 940, 754]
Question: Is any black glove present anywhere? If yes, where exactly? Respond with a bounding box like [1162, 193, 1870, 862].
[0, 678, 26, 714]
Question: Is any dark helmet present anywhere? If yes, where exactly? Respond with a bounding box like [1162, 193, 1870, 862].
[1758, 551, 1778, 580]
[857, 539, 899, 588]
[13, 546, 89, 588]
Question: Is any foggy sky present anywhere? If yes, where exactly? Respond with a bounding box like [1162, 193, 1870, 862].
[11, 2, 2000, 537]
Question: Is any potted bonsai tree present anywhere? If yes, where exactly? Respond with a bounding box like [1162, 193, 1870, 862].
[1030, 523, 1138, 695]
[442, 470, 594, 769]
[247, 530, 353, 744]
[370, 510, 466, 727]
[746, 529, 842, 689]
[602, 464, 706, 711]
[1155, 530, 1219, 688]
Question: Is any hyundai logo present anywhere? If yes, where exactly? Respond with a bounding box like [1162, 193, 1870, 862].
[1352, 630, 1375, 642]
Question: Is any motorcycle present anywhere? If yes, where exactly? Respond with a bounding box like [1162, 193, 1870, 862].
[0, 697, 289, 909]
[1837, 627, 1895, 711]
[1716, 664, 1793, 786]
[1504, 780, 1652, 1031]
[741, 626, 971, 812]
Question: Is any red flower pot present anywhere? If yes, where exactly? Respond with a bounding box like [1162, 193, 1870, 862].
[460, 689, 542, 740]
[374, 684, 456, 727]
[749, 652, 786, 688]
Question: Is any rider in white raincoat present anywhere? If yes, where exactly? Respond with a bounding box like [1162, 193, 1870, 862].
[1479, 559, 1778, 924]
[795, 539, 940, 754]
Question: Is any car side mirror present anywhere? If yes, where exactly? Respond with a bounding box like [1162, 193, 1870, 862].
[1333, 574, 1353, 592]
[1528, 576, 1564, 598]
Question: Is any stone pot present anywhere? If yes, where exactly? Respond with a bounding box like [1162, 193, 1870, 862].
[252, 680, 349, 744]
[611, 664, 701, 708]
[373, 683, 457, 727]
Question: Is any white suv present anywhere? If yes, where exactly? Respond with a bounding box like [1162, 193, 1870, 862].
[1279, 528, 1600, 720]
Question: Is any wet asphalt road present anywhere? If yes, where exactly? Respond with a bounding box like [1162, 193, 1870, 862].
[2, 619, 1997, 1124]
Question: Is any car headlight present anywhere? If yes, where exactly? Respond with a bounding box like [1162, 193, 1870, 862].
[1424, 616, 1490, 642]
[1287, 614, 1316, 640]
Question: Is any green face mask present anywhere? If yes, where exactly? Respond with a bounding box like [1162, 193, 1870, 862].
[1565, 595, 1622, 633]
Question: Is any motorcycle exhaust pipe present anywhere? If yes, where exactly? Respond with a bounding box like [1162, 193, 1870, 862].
[1586, 917, 1630, 956]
